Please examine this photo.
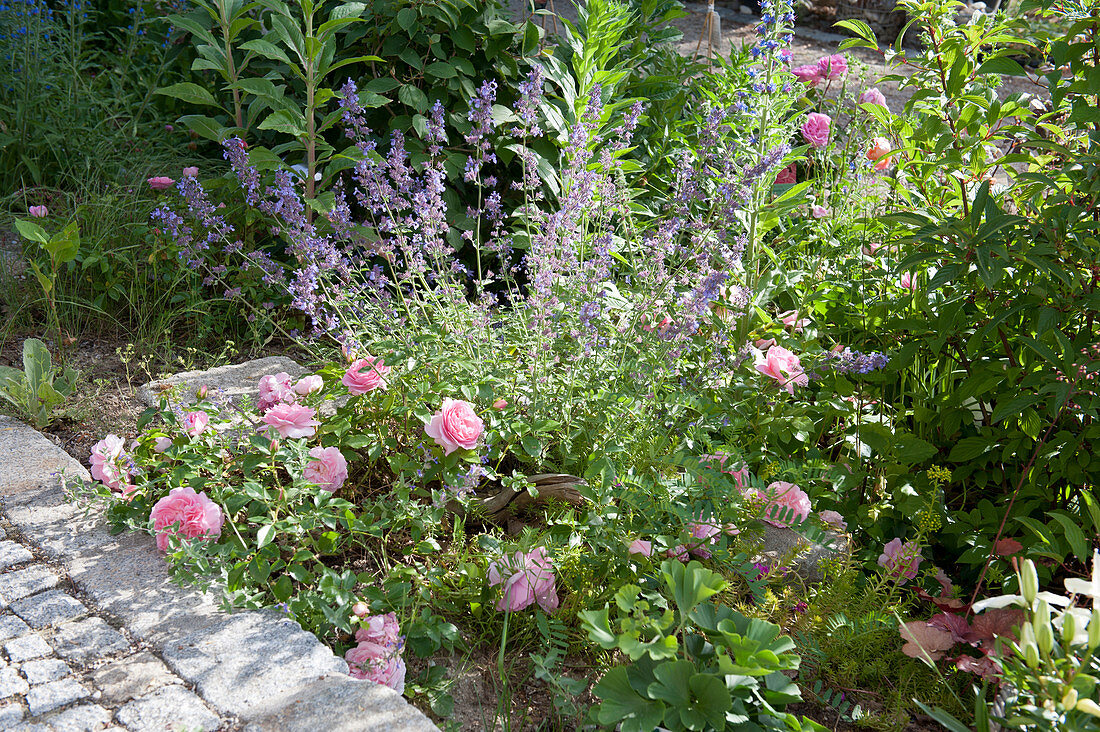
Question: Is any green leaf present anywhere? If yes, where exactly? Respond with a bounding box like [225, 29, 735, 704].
[1048, 511, 1089, 561]
[256, 524, 276, 549]
[660, 560, 727, 622]
[578, 607, 617, 649]
[425, 61, 457, 79]
[22, 339, 52, 395]
[257, 109, 307, 138]
[593, 667, 666, 732]
[272, 574, 294, 602]
[397, 84, 429, 113]
[46, 222, 80, 265]
[647, 659, 693, 707]
[13, 219, 48, 244]
[156, 82, 220, 108]
[948, 436, 991, 463]
[179, 115, 228, 143]
[240, 38, 294, 66]
[396, 7, 417, 31]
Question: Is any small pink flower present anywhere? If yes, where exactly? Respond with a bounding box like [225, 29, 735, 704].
[90, 435, 128, 491]
[868, 137, 893, 171]
[182, 166, 199, 177]
[862, 241, 883, 257]
[667, 545, 690, 562]
[153, 436, 173, 453]
[628, 539, 653, 557]
[778, 310, 810, 333]
[811, 205, 831, 219]
[775, 163, 797, 185]
[754, 338, 777, 351]
[816, 54, 848, 79]
[801, 113, 832, 149]
[29, 205, 48, 218]
[900, 272, 916, 291]
[293, 375, 324, 396]
[261, 403, 320, 439]
[878, 538, 923, 581]
[342, 357, 390, 395]
[351, 602, 370, 618]
[258, 372, 296, 413]
[147, 176, 174, 191]
[196, 384, 208, 399]
[303, 446, 348, 492]
[424, 398, 484, 455]
[165, 124, 174, 132]
[791, 64, 823, 86]
[688, 519, 722, 559]
[183, 411, 209, 437]
[750, 481, 812, 528]
[860, 87, 888, 109]
[492, 398, 508, 410]
[755, 345, 809, 395]
[150, 486, 223, 552]
[818, 510, 847, 531]
[488, 547, 559, 613]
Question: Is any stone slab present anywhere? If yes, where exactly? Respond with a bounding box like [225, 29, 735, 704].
[0, 566, 60, 605]
[136, 356, 306, 408]
[20, 657, 70, 685]
[90, 652, 176, 706]
[42, 703, 112, 732]
[26, 677, 88, 715]
[51, 618, 129, 664]
[12, 591, 87, 629]
[0, 614, 31, 641]
[114, 684, 220, 732]
[4, 633, 53, 663]
[0, 541, 34, 572]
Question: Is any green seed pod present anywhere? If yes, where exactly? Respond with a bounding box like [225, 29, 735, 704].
[1020, 560, 1039, 605]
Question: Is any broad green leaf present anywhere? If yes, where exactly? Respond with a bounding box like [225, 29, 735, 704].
[14, 218, 48, 244]
[593, 667, 666, 732]
[46, 222, 80, 265]
[156, 82, 220, 108]
[660, 560, 727, 621]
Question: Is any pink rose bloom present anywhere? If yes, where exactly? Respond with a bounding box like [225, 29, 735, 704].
[811, 205, 831, 219]
[818, 510, 847, 531]
[303, 446, 348, 492]
[816, 54, 848, 79]
[754, 338, 777, 351]
[183, 411, 209, 437]
[779, 310, 810, 333]
[900, 272, 916, 291]
[29, 205, 48, 218]
[150, 486, 223, 552]
[862, 241, 883, 257]
[775, 163, 796, 185]
[182, 166, 199, 177]
[257, 372, 296, 413]
[868, 137, 893, 171]
[345, 612, 405, 693]
[878, 538, 923, 581]
[354, 612, 402, 657]
[153, 436, 173, 453]
[90, 435, 128, 490]
[730, 464, 750, 489]
[801, 112, 831, 149]
[424, 398, 484, 455]
[755, 345, 809, 395]
[750, 481, 812, 528]
[293, 375, 323, 396]
[628, 539, 653, 557]
[791, 64, 822, 86]
[859, 87, 888, 109]
[492, 398, 508, 410]
[147, 176, 174, 191]
[488, 547, 559, 613]
[342, 357, 390, 395]
[667, 545, 690, 562]
[688, 519, 722, 559]
[262, 403, 320, 439]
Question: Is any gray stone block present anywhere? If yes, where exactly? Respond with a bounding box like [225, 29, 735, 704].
[137, 356, 306, 408]
[114, 684, 221, 732]
[0, 665, 29, 699]
[12, 591, 87, 629]
[0, 614, 31, 641]
[0, 701, 25, 725]
[51, 618, 129, 664]
[90, 652, 177, 706]
[160, 611, 345, 719]
[0, 566, 60, 604]
[748, 523, 852, 584]
[41, 703, 112, 732]
[0, 541, 34, 571]
[5, 633, 53, 662]
[26, 677, 88, 716]
[242, 674, 438, 732]
[21, 657, 70, 685]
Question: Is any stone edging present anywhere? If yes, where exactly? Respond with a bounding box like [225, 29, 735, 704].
[0, 415, 437, 731]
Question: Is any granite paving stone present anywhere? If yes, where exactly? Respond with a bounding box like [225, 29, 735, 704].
[90, 652, 176, 706]
[0, 566, 60, 605]
[4, 633, 53, 663]
[26, 678, 89, 716]
[41, 702, 112, 731]
[114, 685, 221, 732]
[0, 701, 25, 725]
[0, 541, 34, 571]
[0, 613, 29, 641]
[20, 658, 70, 685]
[12, 591, 88, 629]
[0, 665, 30, 699]
[51, 618, 129, 664]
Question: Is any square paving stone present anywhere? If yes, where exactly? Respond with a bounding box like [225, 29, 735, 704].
[0, 614, 30, 642]
[12, 591, 87, 629]
[0, 541, 33, 572]
[0, 665, 29, 699]
[90, 652, 177, 705]
[114, 684, 221, 732]
[4, 633, 52, 662]
[0, 701, 25, 725]
[0, 566, 59, 605]
[52, 618, 130, 664]
[26, 677, 88, 715]
[42, 703, 111, 731]
[20, 657, 70, 685]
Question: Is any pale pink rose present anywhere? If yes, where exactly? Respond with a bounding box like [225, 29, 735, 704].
[775, 163, 796, 185]
[811, 205, 831, 219]
[196, 384, 208, 399]
[153, 436, 173, 453]
[900, 272, 916, 291]
[878, 538, 923, 581]
[342, 357, 390, 395]
[819, 510, 847, 531]
[261, 403, 320, 439]
[150, 486, 223, 552]
[688, 519, 722, 559]
[754, 338, 777, 351]
[303, 446, 348, 492]
[859, 87, 888, 109]
[750, 481, 812, 528]
[147, 176, 174, 191]
[424, 398, 484, 455]
[868, 137, 893, 171]
[352, 602, 370, 618]
[778, 310, 810, 333]
[801, 113, 831, 149]
[90, 435, 128, 490]
[488, 547, 559, 613]
[492, 398, 508, 410]
[182, 166, 199, 177]
[29, 205, 48, 218]
[183, 411, 209, 437]
[345, 612, 405, 693]
[862, 241, 883, 257]
[816, 54, 848, 79]
[628, 539, 653, 557]
[755, 345, 809, 395]
[257, 372, 296, 413]
[791, 64, 823, 86]
[293, 375, 323, 396]
[730, 464, 750, 489]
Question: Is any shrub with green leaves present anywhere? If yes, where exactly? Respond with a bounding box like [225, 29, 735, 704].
[0, 338, 78, 429]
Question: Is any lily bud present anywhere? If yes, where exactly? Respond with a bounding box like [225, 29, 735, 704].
[1020, 559, 1039, 605]
[1020, 623, 1040, 668]
[1090, 608, 1100, 650]
[1078, 698, 1100, 718]
[1061, 611, 1076, 646]
[1061, 688, 1078, 710]
[1035, 613, 1054, 656]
